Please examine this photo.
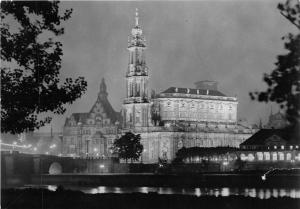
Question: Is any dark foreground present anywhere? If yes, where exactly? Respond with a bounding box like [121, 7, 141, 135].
[2, 188, 300, 209]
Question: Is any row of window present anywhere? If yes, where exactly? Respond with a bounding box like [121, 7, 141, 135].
[184, 152, 300, 163]
[240, 152, 300, 161]
[164, 100, 234, 111]
[162, 111, 234, 121]
[68, 119, 112, 126]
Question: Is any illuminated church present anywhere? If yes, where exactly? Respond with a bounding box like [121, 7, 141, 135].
[63, 9, 256, 163]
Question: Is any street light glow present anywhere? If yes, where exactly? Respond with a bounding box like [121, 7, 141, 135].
[99, 164, 105, 168]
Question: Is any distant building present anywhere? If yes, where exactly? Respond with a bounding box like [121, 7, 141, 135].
[265, 110, 288, 129]
[62, 78, 122, 157]
[239, 129, 300, 162]
[240, 129, 299, 150]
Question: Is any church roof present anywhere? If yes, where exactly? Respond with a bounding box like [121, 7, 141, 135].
[240, 129, 298, 146]
[89, 96, 121, 123]
[64, 78, 122, 126]
[160, 87, 227, 97]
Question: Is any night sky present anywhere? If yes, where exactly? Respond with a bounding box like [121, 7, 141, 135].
[37, 0, 297, 132]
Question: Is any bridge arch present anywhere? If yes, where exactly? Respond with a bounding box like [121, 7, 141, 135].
[49, 162, 63, 174]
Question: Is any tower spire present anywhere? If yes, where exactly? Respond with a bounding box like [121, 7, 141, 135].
[135, 8, 139, 26]
[123, 9, 150, 128]
[99, 77, 108, 99]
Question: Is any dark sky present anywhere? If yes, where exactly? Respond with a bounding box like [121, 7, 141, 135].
[38, 0, 297, 132]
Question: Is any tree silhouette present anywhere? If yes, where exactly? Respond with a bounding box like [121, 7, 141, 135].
[250, 0, 300, 132]
[113, 132, 143, 163]
[1, 1, 87, 134]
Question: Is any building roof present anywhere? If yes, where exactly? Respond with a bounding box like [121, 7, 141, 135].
[64, 78, 122, 127]
[240, 129, 298, 146]
[160, 87, 227, 97]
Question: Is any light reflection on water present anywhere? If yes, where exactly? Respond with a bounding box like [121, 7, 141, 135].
[46, 185, 300, 199]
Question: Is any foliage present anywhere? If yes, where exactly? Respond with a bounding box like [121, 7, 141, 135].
[1, 1, 87, 134]
[113, 132, 143, 163]
[250, 0, 300, 131]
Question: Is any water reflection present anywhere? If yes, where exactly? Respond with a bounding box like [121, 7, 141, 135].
[221, 188, 229, 197]
[45, 185, 300, 199]
[195, 188, 201, 197]
[47, 185, 57, 191]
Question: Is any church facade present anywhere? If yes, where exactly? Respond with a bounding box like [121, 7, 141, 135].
[120, 10, 255, 163]
[62, 10, 256, 163]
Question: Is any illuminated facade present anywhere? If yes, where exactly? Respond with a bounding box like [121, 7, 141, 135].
[239, 129, 300, 163]
[62, 78, 121, 157]
[120, 9, 255, 163]
[122, 9, 151, 129]
[156, 86, 238, 126]
[63, 9, 256, 162]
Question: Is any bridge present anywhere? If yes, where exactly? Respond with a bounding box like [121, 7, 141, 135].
[1, 151, 122, 188]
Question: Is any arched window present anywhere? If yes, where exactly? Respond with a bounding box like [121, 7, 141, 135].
[248, 153, 255, 161]
[286, 153, 292, 161]
[257, 152, 263, 161]
[278, 152, 284, 160]
[130, 83, 133, 97]
[264, 152, 270, 160]
[136, 83, 140, 96]
[240, 153, 247, 161]
[272, 152, 278, 161]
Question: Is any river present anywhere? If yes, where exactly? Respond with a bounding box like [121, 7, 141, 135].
[22, 185, 300, 199]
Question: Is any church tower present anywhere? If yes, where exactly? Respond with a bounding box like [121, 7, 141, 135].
[123, 9, 150, 128]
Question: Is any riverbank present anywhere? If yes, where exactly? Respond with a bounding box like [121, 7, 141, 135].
[2, 188, 300, 209]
